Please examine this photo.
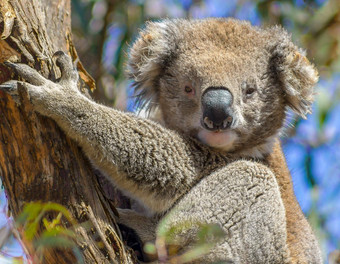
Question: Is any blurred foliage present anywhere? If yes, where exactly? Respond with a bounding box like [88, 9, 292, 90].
[0, 201, 83, 264]
[16, 202, 82, 264]
[71, 0, 340, 261]
[144, 215, 227, 264]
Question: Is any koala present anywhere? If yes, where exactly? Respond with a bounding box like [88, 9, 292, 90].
[0, 18, 322, 263]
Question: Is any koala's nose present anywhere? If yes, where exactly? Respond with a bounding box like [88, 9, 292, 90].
[201, 87, 234, 131]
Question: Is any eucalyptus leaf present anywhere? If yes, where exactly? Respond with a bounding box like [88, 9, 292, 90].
[34, 236, 76, 249]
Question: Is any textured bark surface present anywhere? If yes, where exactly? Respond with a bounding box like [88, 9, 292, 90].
[0, 0, 134, 263]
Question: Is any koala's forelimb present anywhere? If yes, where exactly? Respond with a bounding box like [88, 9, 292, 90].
[1, 52, 227, 213]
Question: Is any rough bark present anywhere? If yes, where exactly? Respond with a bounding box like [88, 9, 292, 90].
[0, 0, 134, 263]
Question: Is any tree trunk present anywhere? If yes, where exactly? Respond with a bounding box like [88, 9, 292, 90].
[0, 0, 134, 263]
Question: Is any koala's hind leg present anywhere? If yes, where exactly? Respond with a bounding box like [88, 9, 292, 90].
[117, 208, 158, 243]
[117, 208, 159, 262]
[158, 160, 291, 264]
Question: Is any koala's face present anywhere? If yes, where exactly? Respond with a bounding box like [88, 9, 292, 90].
[128, 18, 317, 157]
[157, 41, 285, 154]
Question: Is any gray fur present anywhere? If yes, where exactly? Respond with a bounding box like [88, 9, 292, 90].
[1, 18, 321, 263]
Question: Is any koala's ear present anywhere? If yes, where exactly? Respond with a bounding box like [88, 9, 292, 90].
[270, 33, 318, 118]
[127, 21, 175, 111]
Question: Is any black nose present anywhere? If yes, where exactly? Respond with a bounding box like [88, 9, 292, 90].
[201, 87, 234, 131]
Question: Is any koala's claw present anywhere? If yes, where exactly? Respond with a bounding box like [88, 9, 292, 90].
[0, 80, 32, 94]
[4, 61, 46, 86]
[0, 80, 33, 104]
[0, 52, 81, 109]
[1, 61, 42, 101]
[0, 81, 17, 93]
[3, 51, 77, 88]
[53, 51, 78, 83]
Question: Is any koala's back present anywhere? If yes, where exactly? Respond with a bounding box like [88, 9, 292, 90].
[161, 160, 290, 264]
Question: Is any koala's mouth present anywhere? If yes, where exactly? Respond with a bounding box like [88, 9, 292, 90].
[197, 128, 238, 151]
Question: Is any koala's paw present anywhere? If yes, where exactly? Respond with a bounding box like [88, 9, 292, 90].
[0, 51, 79, 108]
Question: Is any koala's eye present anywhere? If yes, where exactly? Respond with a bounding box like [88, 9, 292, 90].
[184, 85, 195, 95]
[242, 81, 256, 99]
[246, 88, 255, 96]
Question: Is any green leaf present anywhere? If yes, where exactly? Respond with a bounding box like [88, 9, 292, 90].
[175, 244, 212, 263]
[197, 223, 226, 244]
[41, 202, 75, 224]
[73, 247, 85, 264]
[43, 213, 62, 230]
[143, 242, 157, 255]
[24, 219, 40, 241]
[12, 257, 25, 264]
[159, 220, 198, 244]
[34, 235, 76, 249]
[16, 202, 43, 225]
[41, 227, 77, 239]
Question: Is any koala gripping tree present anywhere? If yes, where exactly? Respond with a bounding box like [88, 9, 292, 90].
[0, 0, 135, 263]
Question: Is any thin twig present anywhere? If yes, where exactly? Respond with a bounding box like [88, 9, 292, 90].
[82, 202, 119, 264]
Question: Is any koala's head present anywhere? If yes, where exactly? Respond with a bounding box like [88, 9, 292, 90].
[127, 18, 318, 157]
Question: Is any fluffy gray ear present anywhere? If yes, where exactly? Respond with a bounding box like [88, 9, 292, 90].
[127, 20, 175, 111]
[270, 31, 318, 118]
